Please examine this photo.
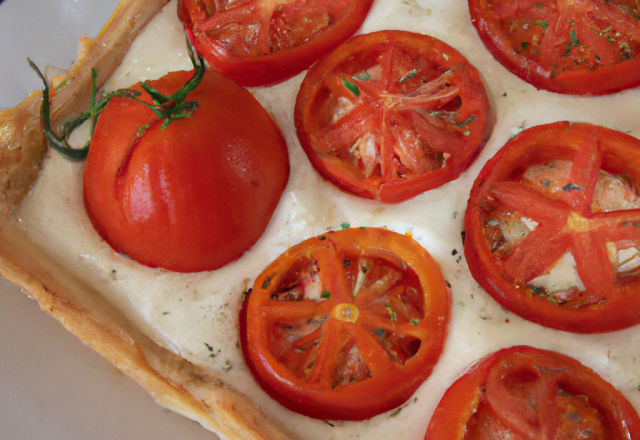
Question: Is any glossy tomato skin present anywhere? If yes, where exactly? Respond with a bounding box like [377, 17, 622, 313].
[240, 227, 450, 420]
[469, 0, 640, 95]
[425, 346, 640, 439]
[177, 0, 374, 87]
[464, 122, 640, 333]
[84, 69, 289, 273]
[295, 30, 490, 203]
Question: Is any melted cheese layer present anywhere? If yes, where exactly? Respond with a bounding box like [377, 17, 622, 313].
[14, 1, 640, 439]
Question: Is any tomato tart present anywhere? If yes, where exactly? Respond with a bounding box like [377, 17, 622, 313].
[1, 0, 640, 439]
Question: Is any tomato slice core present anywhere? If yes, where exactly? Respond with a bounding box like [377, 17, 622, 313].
[465, 121, 640, 332]
[425, 346, 640, 440]
[295, 30, 490, 203]
[241, 227, 450, 420]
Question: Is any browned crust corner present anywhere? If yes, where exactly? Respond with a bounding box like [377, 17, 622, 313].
[0, 244, 291, 440]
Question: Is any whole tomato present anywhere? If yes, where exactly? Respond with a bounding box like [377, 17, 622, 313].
[84, 69, 290, 272]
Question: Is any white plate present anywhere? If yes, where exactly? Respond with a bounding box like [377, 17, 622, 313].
[0, 0, 217, 438]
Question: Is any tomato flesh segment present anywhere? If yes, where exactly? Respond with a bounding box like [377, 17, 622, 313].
[465, 122, 640, 332]
[242, 227, 449, 420]
[295, 30, 490, 202]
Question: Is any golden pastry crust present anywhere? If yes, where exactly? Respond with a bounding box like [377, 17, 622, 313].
[0, 222, 290, 440]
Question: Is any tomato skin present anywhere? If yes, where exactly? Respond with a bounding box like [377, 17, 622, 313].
[83, 69, 289, 273]
[240, 227, 450, 420]
[177, 0, 374, 87]
[295, 30, 490, 203]
[425, 346, 640, 439]
[468, 0, 640, 95]
[464, 121, 640, 333]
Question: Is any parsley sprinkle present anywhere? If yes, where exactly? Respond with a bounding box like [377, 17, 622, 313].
[562, 183, 585, 191]
[322, 289, 331, 299]
[454, 114, 476, 128]
[319, 236, 327, 241]
[521, 42, 530, 49]
[410, 319, 419, 325]
[295, 347, 302, 354]
[342, 75, 360, 96]
[353, 71, 371, 81]
[535, 3, 544, 8]
[541, 179, 550, 187]
[399, 68, 419, 84]
[341, 223, 350, 230]
[535, 20, 549, 36]
[343, 260, 351, 267]
[385, 304, 397, 321]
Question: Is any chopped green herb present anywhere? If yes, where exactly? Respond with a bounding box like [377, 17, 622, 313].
[360, 226, 367, 229]
[562, 183, 585, 191]
[343, 259, 351, 267]
[521, 42, 530, 49]
[568, 412, 580, 422]
[341, 223, 350, 230]
[342, 75, 360, 96]
[385, 304, 397, 321]
[352, 71, 371, 81]
[223, 359, 232, 372]
[321, 289, 331, 299]
[454, 114, 476, 128]
[541, 179, 550, 187]
[443, 53, 449, 60]
[390, 408, 402, 417]
[535, 3, 544, 8]
[399, 68, 419, 84]
[319, 236, 327, 241]
[295, 347, 303, 354]
[445, 280, 451, 288]
[375, 328, 385, 337]
[262, 277, 272, 289]
[535, 20, 549, 36]
[563, 29, 581, 56]
[410, 319, 419, 325]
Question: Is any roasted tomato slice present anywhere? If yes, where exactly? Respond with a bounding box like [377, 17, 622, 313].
[84, 69, 289, 273]
[469, 0, 640, 95]
[295, 30, 490, 203]
[465, 121, 640, 333]
[240, 227, 450, 420]
[425, 346, 640, 439]
[177, 0, 373, 86]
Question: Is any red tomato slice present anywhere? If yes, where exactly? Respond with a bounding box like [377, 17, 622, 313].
[295, 30, 490, 203]
[240, 227, 450, 420]
[469, 0, 640, 95]
[84, 69, 289, 273]
[425, 346, 640, 439]
[464, 121, 640, 333]
[177, 0, 373, 86]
